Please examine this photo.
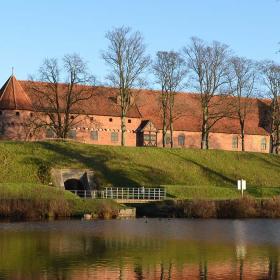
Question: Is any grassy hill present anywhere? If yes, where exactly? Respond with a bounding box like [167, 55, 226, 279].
[0, 140, 280, 199]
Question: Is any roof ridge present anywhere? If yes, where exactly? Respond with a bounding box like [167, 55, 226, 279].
[12, 76, 17, 110]
[0, 76, 12, 104]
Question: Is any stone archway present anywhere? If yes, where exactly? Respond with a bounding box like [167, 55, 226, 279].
[51, 168, 95, 190]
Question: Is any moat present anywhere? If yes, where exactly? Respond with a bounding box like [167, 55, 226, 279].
[0, 219, 279, 279]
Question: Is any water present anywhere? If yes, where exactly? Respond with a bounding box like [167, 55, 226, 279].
[0, 219, 279, 279]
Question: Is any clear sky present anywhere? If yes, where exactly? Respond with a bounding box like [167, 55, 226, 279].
[0, 0, 279, 86]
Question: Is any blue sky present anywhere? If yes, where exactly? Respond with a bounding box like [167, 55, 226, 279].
[0, 0, 279, 86]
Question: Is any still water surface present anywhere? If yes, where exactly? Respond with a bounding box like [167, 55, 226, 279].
[0, 219, 280, 279]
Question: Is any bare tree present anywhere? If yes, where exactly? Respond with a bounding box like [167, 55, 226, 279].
[29, 53, 95, 138]
[102, 26, 150, 146]
[261, 61, 280, 154]
[183, 37, 231, 149]
[228, 57, 257, 151]
[153, 51, 186, 147]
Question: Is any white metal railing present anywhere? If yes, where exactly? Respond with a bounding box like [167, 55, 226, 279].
[69, 187, 166, 201]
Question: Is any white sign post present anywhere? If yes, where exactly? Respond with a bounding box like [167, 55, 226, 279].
[237, 179, 246, 197]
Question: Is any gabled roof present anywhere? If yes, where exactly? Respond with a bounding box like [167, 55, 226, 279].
[137, 120, 158, 132]
[0, 76, 33, 110]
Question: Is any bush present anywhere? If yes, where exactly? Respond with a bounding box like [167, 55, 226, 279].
[260, 197, 280, 218]
[0, 198, 71, 220]
[216, 196, 259, 218]
[184, 200, 216, 218]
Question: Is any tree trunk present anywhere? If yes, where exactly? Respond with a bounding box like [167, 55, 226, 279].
[169, 106, 174, 148]
[162, 111, 167, 147]
[121, 114, 126, 146]
[201, 130, 208, 150]
[201, 108, 208, 150]
[240, 121, 245, 152]
[170, 121, 174, 148]
[276, 124, 280, 154]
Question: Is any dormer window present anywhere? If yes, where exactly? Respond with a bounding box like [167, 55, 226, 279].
[16, 112, 20, 117]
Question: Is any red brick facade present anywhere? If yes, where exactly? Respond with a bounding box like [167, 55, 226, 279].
[0, 75, 271, 153]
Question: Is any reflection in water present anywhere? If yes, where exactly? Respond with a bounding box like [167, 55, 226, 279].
[0, 219, 280, 279]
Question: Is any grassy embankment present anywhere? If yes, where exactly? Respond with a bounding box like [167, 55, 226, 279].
[0, 183, 120, 219]
[0, 140, 280, 218]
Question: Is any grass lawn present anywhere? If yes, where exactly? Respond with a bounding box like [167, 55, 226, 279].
[0, 140, 280, 199]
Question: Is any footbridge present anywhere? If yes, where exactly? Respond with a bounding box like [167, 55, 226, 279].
[69, 187, 166, 203]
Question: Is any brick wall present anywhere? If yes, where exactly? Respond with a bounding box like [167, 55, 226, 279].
[156, 130, 270, 153]
[0, 109, 271, 153]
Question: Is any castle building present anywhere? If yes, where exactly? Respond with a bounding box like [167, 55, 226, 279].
[0, 75, 271, 153]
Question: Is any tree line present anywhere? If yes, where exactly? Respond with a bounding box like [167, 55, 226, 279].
[28, 26, 280, 153]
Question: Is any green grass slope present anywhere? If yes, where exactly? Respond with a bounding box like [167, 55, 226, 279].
[0, 141, 279, 193]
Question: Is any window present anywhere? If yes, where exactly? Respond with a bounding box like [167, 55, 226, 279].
[91, 131, 98, 141]
[232, 136, 238, 149]
[111, 132, 118, 142]
[128, 119, 131, 123]
[70, 115, 74, 120]
[144, 133, 156, 141]
[109, 118, 113, 122]
[46, 128, 55, 138]
[261, 137, 267, 151]
[0, 111, 2, 116]
[30, 113, 33, 117]
[16, 112, 20, 117]
[90, 117, 94, 122]
[68, 129, 76, 139]
[178, 134, 185, 146]
[165, 134, 171, 145]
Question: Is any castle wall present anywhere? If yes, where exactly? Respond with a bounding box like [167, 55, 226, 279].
[156, 130, 270, 153]
[0, 109, 270, 153]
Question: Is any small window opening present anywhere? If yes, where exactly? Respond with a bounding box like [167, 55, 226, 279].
[109, 118, 113, 122]
[16, 112, 20, 117]
[261, 137, 267, 151]
[128, 119, 131, 123]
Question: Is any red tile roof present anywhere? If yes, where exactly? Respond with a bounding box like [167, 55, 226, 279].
[136, 90, 270, 135]
[19, 80, 142, 118]
[0, 76, 33, 111]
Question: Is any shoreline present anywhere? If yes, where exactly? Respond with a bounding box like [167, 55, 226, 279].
[1, 196, 280, 220]
[133, 196, 280, 219]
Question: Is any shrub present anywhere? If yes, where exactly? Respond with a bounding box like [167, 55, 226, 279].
[183, 200, 216, 218]
[217, 196, 259, 218]
[260, 197, 280, 218]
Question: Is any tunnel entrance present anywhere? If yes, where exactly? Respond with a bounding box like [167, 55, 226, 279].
[64, 178, 84, 191]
